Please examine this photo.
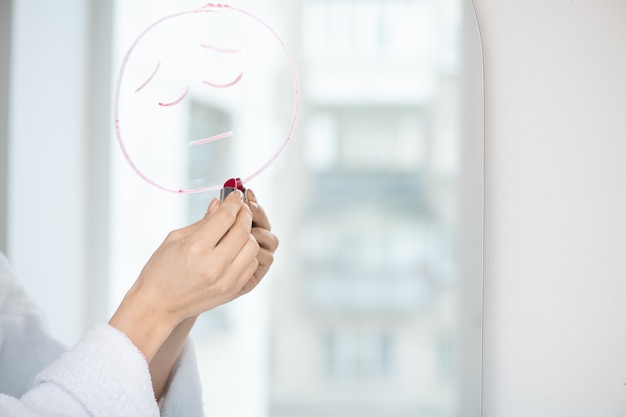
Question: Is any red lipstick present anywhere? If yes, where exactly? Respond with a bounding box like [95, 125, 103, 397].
[220, 177, 247, 201]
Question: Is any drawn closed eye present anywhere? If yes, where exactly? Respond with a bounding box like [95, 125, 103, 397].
[202, 72, 244, 88]
[134, 61, 189, 107]
[158, 86, 190, 107]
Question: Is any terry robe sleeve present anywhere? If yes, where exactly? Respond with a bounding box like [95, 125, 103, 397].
[0, 252, 205, 417]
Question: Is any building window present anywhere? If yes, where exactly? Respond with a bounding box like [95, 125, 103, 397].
[325, 325, 392, 382]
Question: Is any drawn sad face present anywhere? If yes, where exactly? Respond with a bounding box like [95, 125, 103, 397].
[115, 5, 299, 193]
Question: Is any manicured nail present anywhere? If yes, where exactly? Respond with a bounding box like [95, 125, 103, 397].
[230, 189, 244, 201]
[246, 188, 257, 202]
[207, 198, 219, 212]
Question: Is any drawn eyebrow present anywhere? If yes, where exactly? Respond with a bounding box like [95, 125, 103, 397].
[189, 130, 234, 146]
[158, 86, 189, 107]
[202, 72, 244, 88]
[200, 43, 242, 54]
[135, 61, 161, 92]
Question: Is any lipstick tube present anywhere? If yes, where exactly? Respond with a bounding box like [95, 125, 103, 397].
[219, 177, 247, 201]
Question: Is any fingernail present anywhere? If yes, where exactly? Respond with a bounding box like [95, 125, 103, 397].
[246, 188, 257, 202]
[249, 201, 259, 212]
[207, 198, 219, 212]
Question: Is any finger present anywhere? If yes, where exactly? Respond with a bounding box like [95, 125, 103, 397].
[230, 236, 261, 290]
[236, 257, 265, 297]
[251, 227, 279, 252]
[233, 240, 275, 298]
[250, 246, 274, 284]
[246, 189, 271, 231]
[256, 246, 275, 268]
[194, 191, 247, 247]
[213, 203, 254, 263]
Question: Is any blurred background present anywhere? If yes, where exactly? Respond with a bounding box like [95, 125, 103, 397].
[1, 0, 483, 416]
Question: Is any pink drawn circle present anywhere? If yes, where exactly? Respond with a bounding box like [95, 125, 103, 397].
[114, 4, 300, 194]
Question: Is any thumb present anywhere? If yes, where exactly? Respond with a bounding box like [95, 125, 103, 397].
[193, 197, 221, 225]
[181, 198, 221, 235]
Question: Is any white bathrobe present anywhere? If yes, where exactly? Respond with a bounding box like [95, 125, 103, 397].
[0, 252, 205, 416]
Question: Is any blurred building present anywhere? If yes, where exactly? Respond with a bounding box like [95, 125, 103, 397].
[266, 1, 462, 416]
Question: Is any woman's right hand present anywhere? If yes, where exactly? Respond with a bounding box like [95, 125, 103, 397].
[109, 190, 260, 362]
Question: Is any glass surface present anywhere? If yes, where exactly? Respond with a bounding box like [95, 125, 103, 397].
[110, 1, 483, 416]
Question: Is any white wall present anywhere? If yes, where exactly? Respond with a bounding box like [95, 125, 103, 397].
[474, 0, 626, 415]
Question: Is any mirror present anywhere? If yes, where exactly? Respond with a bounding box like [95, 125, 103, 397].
[111, 1, 483, 416]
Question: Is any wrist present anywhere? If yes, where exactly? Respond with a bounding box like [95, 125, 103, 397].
[108, 286, 181, 362]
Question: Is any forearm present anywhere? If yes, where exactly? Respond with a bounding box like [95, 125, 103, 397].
[149, 316, 197, 400]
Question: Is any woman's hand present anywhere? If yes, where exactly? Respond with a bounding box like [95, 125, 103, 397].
[109, 190, 259, 362]
[147, 188, 279, 399]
